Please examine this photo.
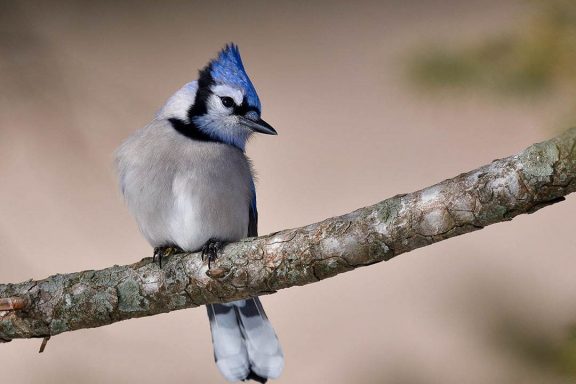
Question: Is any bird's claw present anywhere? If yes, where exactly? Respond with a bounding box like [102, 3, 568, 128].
[201, 239, 224, 269]
[152, 246, 183, 268]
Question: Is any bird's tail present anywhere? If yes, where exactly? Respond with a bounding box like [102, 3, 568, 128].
[207, 297, 284, 383]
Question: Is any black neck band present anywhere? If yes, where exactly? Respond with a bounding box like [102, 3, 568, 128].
[168, 118, 222, 144]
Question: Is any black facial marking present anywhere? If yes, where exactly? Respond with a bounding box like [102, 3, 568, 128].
[168, 118, 220, 143]
[234, 97, 260, 116]
[168, 62, 259, 147]
[197, 64, 215, 88]
[169, 63, 222, 143]
[187, 64, 215, 119]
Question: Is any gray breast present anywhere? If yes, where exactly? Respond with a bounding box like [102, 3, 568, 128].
[116, 120, 254, 251]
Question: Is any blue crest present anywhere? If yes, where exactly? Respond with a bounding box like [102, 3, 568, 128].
[209, 44, 261, 112]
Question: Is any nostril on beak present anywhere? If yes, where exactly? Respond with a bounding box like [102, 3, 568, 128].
[245, 111, 259, 121]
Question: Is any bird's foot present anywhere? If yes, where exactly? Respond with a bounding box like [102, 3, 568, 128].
[201, 239, 225, 269]
[153, 246, 183, 268]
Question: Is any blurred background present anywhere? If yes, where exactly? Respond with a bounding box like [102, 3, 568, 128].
[1, 0, 576, 383]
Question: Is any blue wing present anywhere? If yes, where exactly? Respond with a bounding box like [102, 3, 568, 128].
[248, 180, 258, 237]
[206, 179, 285, 383]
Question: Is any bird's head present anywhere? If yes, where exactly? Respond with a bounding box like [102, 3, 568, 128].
[157, 44, 276, 151]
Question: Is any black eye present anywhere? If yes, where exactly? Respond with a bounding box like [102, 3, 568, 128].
[220, 96, 235, 108]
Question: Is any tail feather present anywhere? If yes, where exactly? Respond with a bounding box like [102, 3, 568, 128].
[207, 297, 284, 382]
[207, 303, 250, 381]
[237, 298, 284, 380]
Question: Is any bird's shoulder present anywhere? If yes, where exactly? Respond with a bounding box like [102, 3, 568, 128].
[116, 118, 255, 193]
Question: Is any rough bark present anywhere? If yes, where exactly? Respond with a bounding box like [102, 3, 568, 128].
[1, 128, 575, 343]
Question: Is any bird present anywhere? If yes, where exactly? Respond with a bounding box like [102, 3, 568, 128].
[115, 44, 284, 383]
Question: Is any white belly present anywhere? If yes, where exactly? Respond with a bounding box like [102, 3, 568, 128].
[117, 122, 254, 252]
[168, 167, 250, 251]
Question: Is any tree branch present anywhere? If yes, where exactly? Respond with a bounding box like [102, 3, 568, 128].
[1, 128, 575, 343]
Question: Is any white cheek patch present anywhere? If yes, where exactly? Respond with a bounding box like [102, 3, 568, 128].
[156, 81, 198, 121]
[211, 84, 244, 106]
[206, 94, 233, 116]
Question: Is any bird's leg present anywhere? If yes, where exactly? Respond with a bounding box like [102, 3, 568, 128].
[201, 238, 225, 269]
[153, 247, 161, 265]
[152, 245, 184, 268]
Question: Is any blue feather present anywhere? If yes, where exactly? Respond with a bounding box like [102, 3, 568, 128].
[210, 44, 261, 112]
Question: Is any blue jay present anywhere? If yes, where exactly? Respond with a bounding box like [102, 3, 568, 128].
[115, 44, 284, 383]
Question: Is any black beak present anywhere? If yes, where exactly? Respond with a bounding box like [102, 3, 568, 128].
[239, 116, 278, 135]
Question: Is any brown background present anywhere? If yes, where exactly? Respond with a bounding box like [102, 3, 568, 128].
[1, 1, 575, 383]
